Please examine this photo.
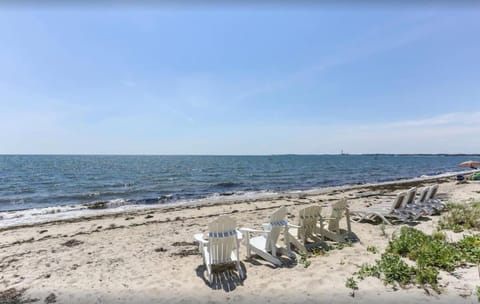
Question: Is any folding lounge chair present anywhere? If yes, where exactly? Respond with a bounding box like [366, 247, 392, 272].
[194, 216, 243, 284]
[350, 191, 410, 225]
[240, 206, 295, 266]
[425, 184, 445, 211]
[410, 186, 437, 215]
[415, 186, 429, 204]
[400, 187, 428, 219]
[286, 205, 324, 253]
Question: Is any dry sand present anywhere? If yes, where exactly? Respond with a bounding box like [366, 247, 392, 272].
[0, 175, 479, 304]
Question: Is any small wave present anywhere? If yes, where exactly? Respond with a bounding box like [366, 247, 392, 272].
[84, 194, 180, 210]
[0, 204, 88, 221]
[219, 192, 235, 196]
[85, 198, 131, 210]
[138, 195, 173, 205]
[0, 201, 150, 228]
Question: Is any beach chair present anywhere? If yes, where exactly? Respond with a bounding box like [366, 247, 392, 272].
[286, 205, 324, 253]
[410, 186, 437, 215]
[350, 191, 410, 225]
[319, 199, 353, 242]
[425, 184, 445, 211]
[415, 186, 429, 204]
[240, 206, 295, 266]
[400, 187, 427, 220]
[194, 216, 243, 284]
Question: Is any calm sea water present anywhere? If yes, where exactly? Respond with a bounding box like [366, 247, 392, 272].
[0, 154, 477, 213]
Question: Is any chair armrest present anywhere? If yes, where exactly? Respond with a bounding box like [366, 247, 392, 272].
[239, 227, 265, 233]
[236, 229, 243, 240]
[288, 223, 301, 228]
[194, 233, 208, 244]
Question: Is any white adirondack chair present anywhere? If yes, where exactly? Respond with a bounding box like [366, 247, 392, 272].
[319, 199, 353, 242]
[287, 205, 324, 253]
[240, 206, 294, 266]
[194, 216, 243, 284]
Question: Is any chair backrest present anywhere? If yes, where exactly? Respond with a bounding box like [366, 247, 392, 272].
[207, 216, 238, 265]
[265, 206, 288, 252]
[427, 184, 438, 200]
[327, 199, 348, 232]
[403, 187, 417, 206]
[298, 205, 322, 238]
[390, 191, 408, 211]
[416, 187, 429, 204]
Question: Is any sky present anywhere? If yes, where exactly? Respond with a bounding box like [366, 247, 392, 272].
[1, 7, 479, 155]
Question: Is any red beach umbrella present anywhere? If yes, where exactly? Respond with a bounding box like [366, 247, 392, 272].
[459, 160, 480, 169]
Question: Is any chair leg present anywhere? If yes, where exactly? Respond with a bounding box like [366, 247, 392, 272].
[345, 209, 352, 235]
[287, 231, 307, 254]
[254, 248, 282, 266]
[245, 233, 251, 259]
[283, 227, 293, 257]
[206, 263, 212, 284]
[375, 214, 393, 225]
[318, 218, 325, 240]
[236, 260, 243, 279]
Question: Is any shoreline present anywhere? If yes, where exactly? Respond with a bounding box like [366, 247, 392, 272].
[0, 172, 479, 303]
[0, 169, 476, 230]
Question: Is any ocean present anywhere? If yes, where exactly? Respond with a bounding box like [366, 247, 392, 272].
[0, 154, 477, 226]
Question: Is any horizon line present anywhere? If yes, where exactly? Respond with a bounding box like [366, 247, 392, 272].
[1, 153, 480, 157]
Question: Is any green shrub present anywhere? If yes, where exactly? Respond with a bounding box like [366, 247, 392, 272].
[377, 253, 415, 286]
[330, 241, 353, 250]
[356, 263, 380, 280]
[299, 252, 311, 268]
[415, 239, 460, 272]
[415, 265, 439, 291]
[355, 254, 414, 286]
[354, 227, 479, 293]
[345, 277, 358, 297]
[387, 226, 461, 272]
[311, 247, 327, 256]
[456, 234, 480, 264]
[438, 202, 480, 232]
[387, 227, 429, 259]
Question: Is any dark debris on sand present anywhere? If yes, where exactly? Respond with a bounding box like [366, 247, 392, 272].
[61, 239, 83, 248]
[171, 249, 199, 258]
[170, 241, 199, 257]
[172, 241, 196, 247]
[44, 293, 56, 304]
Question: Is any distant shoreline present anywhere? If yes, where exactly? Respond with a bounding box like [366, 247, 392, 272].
[1, 153, 480, 156]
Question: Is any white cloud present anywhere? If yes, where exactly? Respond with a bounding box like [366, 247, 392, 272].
[374, 112, 480, 128]
[301, 111, 480, 154]
[182, 111, 480, 155]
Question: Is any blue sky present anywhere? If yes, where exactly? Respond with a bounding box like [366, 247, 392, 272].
[1, 8, 479, 154]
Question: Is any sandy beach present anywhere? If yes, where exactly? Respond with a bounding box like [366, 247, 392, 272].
[0, 175, 479, 304]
